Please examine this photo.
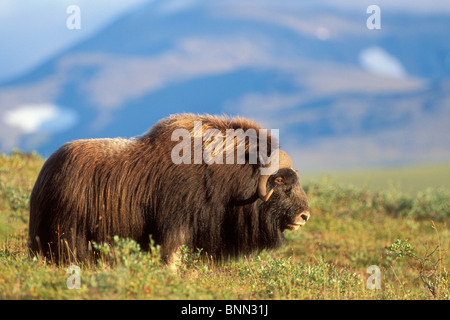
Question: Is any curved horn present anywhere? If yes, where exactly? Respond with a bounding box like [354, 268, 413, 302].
[257, 150, 292, 202]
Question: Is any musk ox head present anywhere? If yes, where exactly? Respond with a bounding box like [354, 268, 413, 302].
[258, 150, 310, 232]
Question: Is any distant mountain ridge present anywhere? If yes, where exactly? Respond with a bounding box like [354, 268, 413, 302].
[0, 1, 449, 171]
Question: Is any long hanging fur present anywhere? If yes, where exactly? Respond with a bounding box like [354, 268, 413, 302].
[28, 113, 307, 264]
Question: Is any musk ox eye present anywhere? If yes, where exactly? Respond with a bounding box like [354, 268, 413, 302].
[274, 177, 284, 185]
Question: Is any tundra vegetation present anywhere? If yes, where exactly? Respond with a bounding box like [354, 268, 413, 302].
[0, 150, 448, 299]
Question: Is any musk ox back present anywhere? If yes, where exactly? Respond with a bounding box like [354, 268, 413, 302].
[28, 113, 310, 264]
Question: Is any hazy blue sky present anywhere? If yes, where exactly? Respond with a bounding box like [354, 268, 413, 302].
[0, 0, 449, 169]
[0, 0, 152, 82]
[1, 0, 449, 82]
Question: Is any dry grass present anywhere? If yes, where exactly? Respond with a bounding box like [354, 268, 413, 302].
[0, 151, 448, 299]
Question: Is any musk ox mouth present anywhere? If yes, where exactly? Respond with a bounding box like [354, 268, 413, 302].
[286, 211, 310, 231]
[286, 223, 304, 231]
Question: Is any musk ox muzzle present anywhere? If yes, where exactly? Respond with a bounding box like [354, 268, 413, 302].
[28, 113, 310, 265]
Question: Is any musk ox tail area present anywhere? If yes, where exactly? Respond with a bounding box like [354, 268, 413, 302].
[28, 113, 310, 265]
[28, 137, 146, 264]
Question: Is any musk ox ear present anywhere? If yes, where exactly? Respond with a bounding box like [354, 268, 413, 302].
[257, 150, 292, 202]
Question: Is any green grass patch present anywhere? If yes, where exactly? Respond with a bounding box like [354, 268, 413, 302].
[303, 163, 450, 194]
[0, 151, 448, 299]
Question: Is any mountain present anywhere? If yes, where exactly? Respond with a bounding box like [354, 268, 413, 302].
[0, 0, 449, 172]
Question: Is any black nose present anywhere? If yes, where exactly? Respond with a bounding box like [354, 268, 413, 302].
[301, 212, 310, 222]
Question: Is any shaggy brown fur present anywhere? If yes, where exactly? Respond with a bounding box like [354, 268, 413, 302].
[28, 113, 310, 264]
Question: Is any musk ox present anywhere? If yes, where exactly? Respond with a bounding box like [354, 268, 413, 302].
[28, 113, 310, 264]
